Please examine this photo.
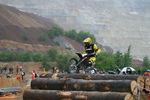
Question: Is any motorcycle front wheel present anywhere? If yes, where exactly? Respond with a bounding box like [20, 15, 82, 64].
[67, 58, 78, 73]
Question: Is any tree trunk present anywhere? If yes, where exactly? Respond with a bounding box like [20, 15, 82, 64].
[23, 90, 133, 100]
[136, 75, 144, 91]
[40, 73, 144, 80]
[40, 73, 144, 91]
[31, 78, 137, 95]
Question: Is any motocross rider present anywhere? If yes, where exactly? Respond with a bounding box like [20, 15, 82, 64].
[83, 37, 101, 66]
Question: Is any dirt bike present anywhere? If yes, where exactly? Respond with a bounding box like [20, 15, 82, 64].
[67, 52, 97, 74]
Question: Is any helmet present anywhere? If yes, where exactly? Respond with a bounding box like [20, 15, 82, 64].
[83, 37, 92, 44]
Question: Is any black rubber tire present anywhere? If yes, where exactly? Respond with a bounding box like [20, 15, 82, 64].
[67, 58, 78, 73]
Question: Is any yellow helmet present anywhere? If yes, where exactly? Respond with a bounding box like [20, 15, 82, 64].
[83, 37, 92, 44]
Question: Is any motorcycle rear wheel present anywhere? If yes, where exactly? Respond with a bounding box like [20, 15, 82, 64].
[67, 58, 78, 73]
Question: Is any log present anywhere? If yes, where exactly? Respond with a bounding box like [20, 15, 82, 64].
[40, 73, 144, 91]
[31, 78, 137, 95]
[137, 76, 144, 91]
[145, 77, 150, 92]
[40, 73, 144, 81]
[23, 90, 133, 100]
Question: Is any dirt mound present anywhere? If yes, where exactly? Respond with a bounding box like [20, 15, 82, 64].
[0, 4, 56, 45]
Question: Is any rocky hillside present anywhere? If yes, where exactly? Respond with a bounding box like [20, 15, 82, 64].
[0, 40, 71, 54]
[0, 4, 57, 45]
[0, 4, 112, 54]
[1, 0, 150, 59]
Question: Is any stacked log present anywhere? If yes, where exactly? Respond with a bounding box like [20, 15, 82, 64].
[145, 77, 150, 92]
[40, 73, 145, 91]
[31, 78, 137, 95]
[24, 90, 133, 100]
[23, 73, 150, 100]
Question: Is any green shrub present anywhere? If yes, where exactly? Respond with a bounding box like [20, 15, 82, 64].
[48, 26, 64, 39]
[65, 47, 72, 50]
[22, 34, 28, 41]
[38, 34, 47, 41]
[47, 48, 58, 61]
[33, 53, 43, 62]
[55, 41, 60, 46]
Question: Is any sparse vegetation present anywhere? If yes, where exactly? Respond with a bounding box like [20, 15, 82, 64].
[55, 41, 60, 46]
[95, 46, 132, 71]
[65, 47, 72, 50]
[48, 26, 64, 39]
[47, 26, 96, 44]
[33, 52, 43, 62]
[65, 29, 96, 44]
[22, 34, 29, 41]
[0, 46, 148, 72]
[38, 34, 47, 41]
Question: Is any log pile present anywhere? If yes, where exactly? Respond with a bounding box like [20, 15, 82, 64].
[23, 73, 150, 100]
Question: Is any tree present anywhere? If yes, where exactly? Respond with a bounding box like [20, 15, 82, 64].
[0, 52, 14, 62]
[123, 45, 132, 67]
[95, 52, 116, 71]
[56, 54, 71, 70]
[76, 31, 96, 43]
[48, 26, 64, 39]
[20, 52, 32, 62]
[47, 48, 58, 61]
[33, 53, 43, 62]
[65, 29, 77, 40]
[142, 56, 150, 68]
[114, 51, 124, 68]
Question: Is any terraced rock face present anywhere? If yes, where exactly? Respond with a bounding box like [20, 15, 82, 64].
[0, 0, 150, 59]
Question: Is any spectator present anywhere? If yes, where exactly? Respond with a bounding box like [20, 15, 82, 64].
[6, 73, 11, 78]
[32, 70, 38, 80]
[116, 66, 121, 74]
[20, 66, 23, 71]
[53, 67, 57, 73]
[98, 70, 103, 74]
[4, 66, 7, 73]
[16, 74, 21, 81]
[144, 71, 150, 76]
[61, 68, 64, 73]
[56, 68, 59, 73]
[1, 67, 4, 73]
[16, 65, 19, 74]
[21, 70, 25, 80]
[102, 69, 106, 74]
[138, 69, 142, 75]
[9, 67, 13, 74]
